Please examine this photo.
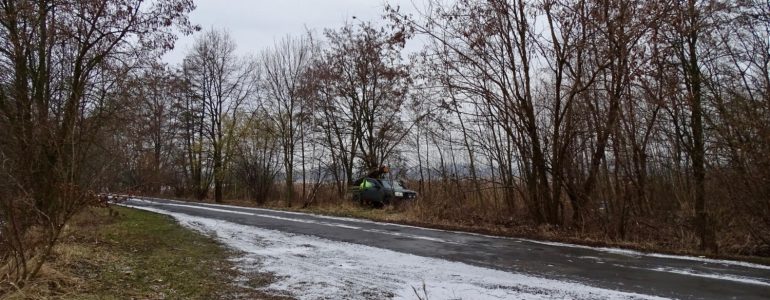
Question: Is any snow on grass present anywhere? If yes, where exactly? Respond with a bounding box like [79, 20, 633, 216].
[124, 204, 665, 300]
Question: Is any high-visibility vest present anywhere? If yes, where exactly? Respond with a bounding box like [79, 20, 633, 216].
[360, 179, 373, 190]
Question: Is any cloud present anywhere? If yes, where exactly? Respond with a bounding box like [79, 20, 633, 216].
[164, 0, 415, 64]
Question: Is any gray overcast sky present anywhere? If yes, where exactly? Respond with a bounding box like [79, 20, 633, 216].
[163, 0, 420, 64]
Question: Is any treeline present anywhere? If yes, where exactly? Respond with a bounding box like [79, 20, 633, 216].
[392, 0, 770, 255]
[111, 0, 769, 256]
[106, 23, 414, 207]
[2, 1, 769, 290]
[112, 0, 769, 256]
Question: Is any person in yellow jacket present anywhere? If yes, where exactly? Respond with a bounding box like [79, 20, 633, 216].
[360, 178, 374, 190]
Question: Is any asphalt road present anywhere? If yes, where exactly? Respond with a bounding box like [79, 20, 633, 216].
[123, 197, 770, 300]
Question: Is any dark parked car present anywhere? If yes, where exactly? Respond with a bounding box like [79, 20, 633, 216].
[351, 177, 418, 208]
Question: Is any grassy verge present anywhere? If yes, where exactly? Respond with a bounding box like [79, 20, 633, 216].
[5, 206, 288, 300]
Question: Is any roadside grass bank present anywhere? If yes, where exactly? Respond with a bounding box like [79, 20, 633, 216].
[138, 195, 770, 266]
[3, 206, 287, 300]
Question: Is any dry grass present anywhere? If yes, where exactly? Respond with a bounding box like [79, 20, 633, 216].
[3, 206, 292, 300]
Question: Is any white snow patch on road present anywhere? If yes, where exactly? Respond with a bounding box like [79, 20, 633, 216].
[651, 267, 770, 287]
[522, 239, 770, 271]
[124, 204, 665, 300]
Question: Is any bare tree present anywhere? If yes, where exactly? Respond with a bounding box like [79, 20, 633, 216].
[234, 114, 281, 205]
[312, 22, 412, 182]
[0, 0, 195, 290]
[178, 69, 210, 200]
[124, 64, 184, 193]
[261, 36, 314, 207]
[183, 29, 258, 203]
